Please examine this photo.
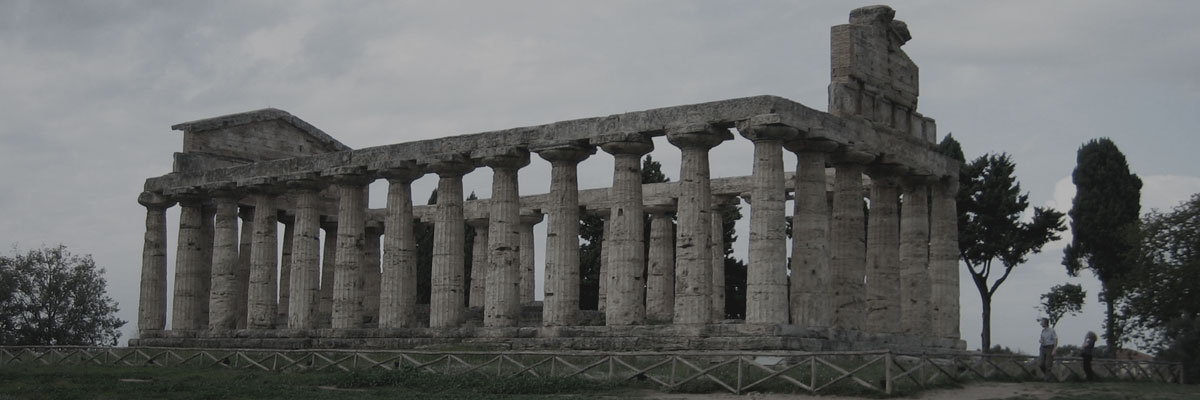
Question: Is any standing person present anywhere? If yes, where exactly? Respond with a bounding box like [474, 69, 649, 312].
[1081, 331, 1098, 381]
[1038, 317, 1058, 381]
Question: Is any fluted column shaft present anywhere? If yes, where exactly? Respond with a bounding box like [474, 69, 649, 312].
[831, 152, 872, 330]
[318, 220, 337, 327]
[646, 210, 675, 323]
[208, 192, 241, 330]
[929, 177, 960, 339]
[600, 137, 653, 326]
[467, 218, 489, 308]
[363, 223, 383, 325]
[380, 167, 422, 328]
[866, 171, 902, 332]
[288, 183, 323, 329]
[786, 140, 837, 327]
[236, 207, 254, 329]
[710, 201, 727, 321]
[598, 214, 611, 312]
[278, 215, 294, 320]
[899, 179, 931, 336]
[199, 205, 215, 328]
[537, 145, 593, 326]
[668, 126, 730, 324]
[330, 174, 370, 329]
[171, 197, 207, 331]
[742, 124, 797, 324]
[247, 190, 280, 329]
[429, 157, 474, 328]
[483, 151, 528, 327]
[138, 192, 174, 332]
[519, 213, 542, 305]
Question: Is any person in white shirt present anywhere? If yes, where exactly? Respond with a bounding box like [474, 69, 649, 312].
[1038, 317, 1058, 380]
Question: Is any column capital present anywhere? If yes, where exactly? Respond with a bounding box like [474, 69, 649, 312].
[163, 186, 208, 207]
[534, 142, 595, 164]
[831, 148, 877, 165]
[738, 115, 800, 142]
[466, 217, 489, 229]
[596, 132, 653, 156]
[666, 123, 733, 149]
[138, 191, 176, 210]
[372, 160, 424, 184]
[784, 138, 840, 154]
[321, 166, 374, 186]
[476, 147, 531, 169]
[426, 154, 476, 177]
[519, 210, 544, 225]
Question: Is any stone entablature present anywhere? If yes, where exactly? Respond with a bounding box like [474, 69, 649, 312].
[133, 5, 962, 352]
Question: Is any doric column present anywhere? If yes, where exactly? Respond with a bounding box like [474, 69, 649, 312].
[597, 211, 611, 312]
[379, 163, 422, 328]
[277, 213, 295, 321]
[667, 124, 732, 324]
[599, 133, 653, 326]
[206, 185, 242, 331]
[287, 178, 325, 329]
[899, 176, 931, 336]
[467, 217, 489, 308]
[785, 139, 838, 327]
[428, 155, 475, 328]
[137, 191, 174, 332]
[645, 207, 675, 323]
[519, 211, 543, 306]
[740, 119, 798, 324]
[244, 179, 282, 329]
[199, 204, 215, 328]
[481, 148, 529, 327]
[236, 206, 254, 329]
[363, 221, 383, 325]
[325, 167, 372, 329]
[830, 149, 874, 331]
[710, 197, 728, 321]
[169, 189, 207, 331]
[534, 143, 594, 326]
[865, 166, 903, 333]
[318, 219, 337, 327]
[929, 176, 960, 339]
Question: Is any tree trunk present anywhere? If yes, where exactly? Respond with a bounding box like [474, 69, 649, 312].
[1105, 292, 1119, 352]
[981, 295, 992, 352]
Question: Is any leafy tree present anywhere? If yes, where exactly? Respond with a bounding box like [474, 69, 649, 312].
[1063, 138, 1143, 351]
[1037, 283, 1086, 327]
[958, 153, 1066, 351]
[936, 133, 965, 164]
[1123, 193, 1200, 381]
[0, 245, 125, 346]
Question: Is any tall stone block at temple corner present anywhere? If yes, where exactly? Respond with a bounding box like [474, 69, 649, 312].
[132, 5, 963, 352]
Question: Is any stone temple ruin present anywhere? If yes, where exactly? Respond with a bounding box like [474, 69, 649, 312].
[132, 6, 963, 352]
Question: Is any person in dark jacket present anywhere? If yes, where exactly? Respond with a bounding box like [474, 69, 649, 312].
[1082, 331, 1098, 381]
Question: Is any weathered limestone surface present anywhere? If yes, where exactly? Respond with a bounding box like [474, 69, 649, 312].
[429, 156, 474, 328]
[536, 144, 593, 326]
[482, 150, 528, 327]
[786, 139, 838, 327]
[597, 211, 611, 313]
[318, 220, 337, 327]
[668, 125, 732, 324]
[207, 191, 241, 330]
[138, 192, 174, 332]
[277, 216, 294, 320]
[247, 189, 280, 329]
[363, 222, 383, 324]
[600, 134, 653, 326]
[865, 171, 901, 332]
[899, 178, 931, 335]
[236, 207, 253, 329]
[830, 152, 872, 331]
[380, 166, 422, 328]
[710, 198, 728, 321]
[330, 173, 369, 329]
[171, 198, 207, 331]
[467, 218, 489, 309]
[929, 177, 959, 339]
[519, 212, 542, 306]
[645, 210, 675, 323]
[288, 181, 323, 329]
[741, 121, 798, 324]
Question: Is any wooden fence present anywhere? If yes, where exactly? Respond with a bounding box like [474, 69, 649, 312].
[0, 346, 1183, 395]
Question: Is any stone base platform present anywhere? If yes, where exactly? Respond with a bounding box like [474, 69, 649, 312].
[131, 322, 966, 353]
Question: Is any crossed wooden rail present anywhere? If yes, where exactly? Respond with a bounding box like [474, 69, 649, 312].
[0, 346, 1183, 394]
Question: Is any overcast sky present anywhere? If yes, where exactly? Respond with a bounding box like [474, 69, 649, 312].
[2, 0, 1198, 353]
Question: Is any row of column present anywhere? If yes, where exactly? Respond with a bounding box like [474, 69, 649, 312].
[139, 122, 959, 339]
